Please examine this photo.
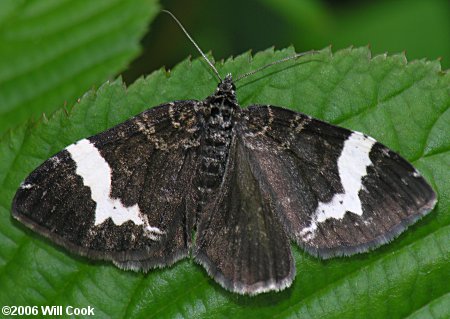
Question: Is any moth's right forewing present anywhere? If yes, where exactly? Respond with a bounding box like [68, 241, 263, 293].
[241, 105, 436, 258]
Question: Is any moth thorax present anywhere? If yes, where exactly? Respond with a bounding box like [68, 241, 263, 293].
[207, 99, 235, 128]
[196, 102, 234, 210]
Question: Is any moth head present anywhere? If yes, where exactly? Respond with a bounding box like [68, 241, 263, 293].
[217, 74, 236, 94]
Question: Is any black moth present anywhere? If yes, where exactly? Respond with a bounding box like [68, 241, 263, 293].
[12, 14, 436, 295]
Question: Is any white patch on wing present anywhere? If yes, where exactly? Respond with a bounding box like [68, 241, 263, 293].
[66, 139, 164, 239]
[299, 132, 376, 241]
[20, 183, 34, 189]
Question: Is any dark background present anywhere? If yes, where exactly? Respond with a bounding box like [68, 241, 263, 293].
[123, 0, 450, 83]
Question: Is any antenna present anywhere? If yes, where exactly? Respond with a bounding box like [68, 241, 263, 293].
[162, 10, 222, 82]
[163, 10, 320, 84]
[235, 50, 320, 82]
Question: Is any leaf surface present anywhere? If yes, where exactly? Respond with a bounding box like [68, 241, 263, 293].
[0, 47, 448, 319]
[0, 0, 159, 133]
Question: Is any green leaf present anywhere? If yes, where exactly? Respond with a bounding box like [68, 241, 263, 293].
[1, 47, 449, 318]
[259, 0, 450, 69]
[0, 0, 159, 134]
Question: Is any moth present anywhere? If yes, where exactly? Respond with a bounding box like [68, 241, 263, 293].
[12, 12, 437, 295]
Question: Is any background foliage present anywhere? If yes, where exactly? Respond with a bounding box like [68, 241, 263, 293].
[124, 0, 450, 82]
[0, 0, 159, 133]
[0, 0, 449, 318]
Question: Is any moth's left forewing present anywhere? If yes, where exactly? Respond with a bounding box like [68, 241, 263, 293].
[241, 105, 437, 258]
[12, 101, 201, 269]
